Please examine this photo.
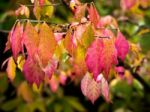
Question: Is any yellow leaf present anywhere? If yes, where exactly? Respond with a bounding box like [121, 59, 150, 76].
[17, 55, 25, 71]
[6, 57, 16, 81]
[18, 81, 33, 102]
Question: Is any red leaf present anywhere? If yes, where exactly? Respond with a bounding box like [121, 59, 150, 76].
[11, 22, 23, 60]
[38, 23, 57, 67]
[85, 39, 103, 80]
[81, 72, 101, 103]
[87, 3, 100, 28]
[86, 37, 118, 80]
[115, 32, 129, 61]
[23, 57, 45, 87]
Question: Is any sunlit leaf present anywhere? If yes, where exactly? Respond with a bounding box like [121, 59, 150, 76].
[6, 57, 16, 81]
[38, 22, 57, 67]
[81, 72, 101, 103]
[22, 21, 39, 58]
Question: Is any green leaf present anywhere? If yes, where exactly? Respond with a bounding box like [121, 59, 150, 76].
[0, 72, 8, 93]
[65, 96, 86, 112]
[1, 98, 21, 111]
[139, 32, 150, 53]
[41, 0, 54, 19]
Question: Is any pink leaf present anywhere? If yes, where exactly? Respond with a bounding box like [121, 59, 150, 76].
[86, 37, 117, 80]
[11, 22, 23, 60]
[23, 57, 45, 87]
[115, 32, 129, 61]
[49, 75, 59, 93]
[43, 59, 57, 78]
[81, 73, 101, 103]
[101, 75, 110, 102]
[85, 39, 103, 80]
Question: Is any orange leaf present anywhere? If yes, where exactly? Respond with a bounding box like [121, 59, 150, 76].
[38, 22, 57, 67]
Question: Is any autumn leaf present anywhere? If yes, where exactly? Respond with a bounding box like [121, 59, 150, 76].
[11, 22, 23, 60]
[87, 3, 100, 28]
[6, 57, 16, 81]
[85, 39, 103, 80]
[81, 24, 95, 48]
[74, 4, 87, 21]
[100, 38, 118, 78]
[38, 22, 57, 67]
[4, 25, 15, 52]
[22, 21, 39, 58]
[74, 44, 87, 75]
[115, 31, 129, 61]
[17, 81, 33, 102]
[86, 37, 117, 80]
[64, 29, 75, 56]
[23, 57, 45, 87]
[81, 72, 101, 104]
[96, 74, 110, 102]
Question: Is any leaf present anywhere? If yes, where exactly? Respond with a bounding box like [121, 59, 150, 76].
[101, 76, 110, 102]
[74, 44, 87, 75]
[23, 57, 45, 87]
[101, 37, 118, 78]
[4, 25, 15, 52]
[17, 81, 33, 102]
[81, 72, 101, 103]
[11, 22, 23, 60]
[41, 0, 54, 18]
[65, 96, 86, 112]
[22, 21, 39, 58]
[38, 22, 57, 67]
[81, 24, 95, 48]
[86, 37, 118, 80]
[87, 3, 100, 28]
[75, 4, 87, 21]
[85, 39, 103, 80]
[1, 98, 21, 111]
[64, 30, 75, 56]
[33, 0, 41, 20]
[48, 75, 59, 92]
[17, 55, 25, 71]
[115, 31, 129, 61]
[6, 57, 16, 81]
[43, 59, 57, 78]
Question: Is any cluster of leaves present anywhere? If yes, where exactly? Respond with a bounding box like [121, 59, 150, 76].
[4, 0, 131, 103]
